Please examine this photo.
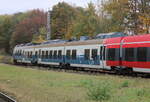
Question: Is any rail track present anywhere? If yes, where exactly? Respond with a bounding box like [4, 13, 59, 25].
[0, 92, 16, 102]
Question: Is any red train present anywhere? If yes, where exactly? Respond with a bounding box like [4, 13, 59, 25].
[105, 34, 150, 73]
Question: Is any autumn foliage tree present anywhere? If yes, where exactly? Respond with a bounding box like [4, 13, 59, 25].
[51, 2, 77, 39]
[10, 9, 47, 48]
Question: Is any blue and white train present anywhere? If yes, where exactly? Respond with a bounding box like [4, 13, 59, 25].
[13, 38, 111, 70]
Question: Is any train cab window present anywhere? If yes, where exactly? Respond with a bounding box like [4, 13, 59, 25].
[49, 51, 53, 59]
[137, 47, 147, 62]
[53, 50, 57, 59]
[46, 51, 48, 59]
[92, 49, 98, 60]
[125, 48, 134, 61]
[58, 50, 62, 59]
[84, 49, 90, 60]
[107, 48, 116, 61]
[72, 50, 77, 60]
[66, 50, 71, 59]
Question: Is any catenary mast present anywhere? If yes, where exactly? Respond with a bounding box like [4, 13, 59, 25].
[47, 9, 51, 40]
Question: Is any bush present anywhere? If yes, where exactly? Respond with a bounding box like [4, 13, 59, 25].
[87, 82, 111, 102]
[136, 88, 146, 97]
[0, 55, 13, 64]
[121, 81, 129, 88]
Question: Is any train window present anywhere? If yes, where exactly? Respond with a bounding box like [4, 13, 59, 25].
[39, 50, 41, 58]
[137, 47, 147, 62]
[125, 48, 134, 61]
[42, 51, 44, 59]
[84, 49, 90, 60]
[103, 46, 106, 60]
[46, 51, 48, 59]
[28, 52, 29, 58]
[107, 48, 116, 61]
[72, 50, 77, 60]
[92, 49, 98, 60]
[35, 51, 38, 57]
[49, 51, 53, 59]
[22, 51, 24, 55]
[53, 50, 57, 59]
[58, 50, 62, 59]
[66, 50, 71, 59]
[30, 52, 32, 58]
[18, 50, 20, 55]
[27, 52, 29, 58]
[100, 46, 103, 60]
[20, 50, 22, 55]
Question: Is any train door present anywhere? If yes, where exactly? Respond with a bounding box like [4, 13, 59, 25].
[99, 46, 104, 69]
[101, 45, 111, 70]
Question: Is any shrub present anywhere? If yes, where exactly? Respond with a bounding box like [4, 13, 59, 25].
[121, 81, 129, 88]
[87, 82, 111, 102]
[136, 88, 146, 97]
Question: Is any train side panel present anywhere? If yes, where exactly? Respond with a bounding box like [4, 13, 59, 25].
[104, 37, 123, 68]
[64, 44, 110, 69]
[37, 46, 65, 66]
[122, 34, 150, 73]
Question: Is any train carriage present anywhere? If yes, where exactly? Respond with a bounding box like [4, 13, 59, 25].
[64, 39, 110, 70]
[121, 34, 150, 73]
[104, 34, 150, 73]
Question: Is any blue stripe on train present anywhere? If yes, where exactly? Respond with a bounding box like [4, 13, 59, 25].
[13, 55, 102, 65]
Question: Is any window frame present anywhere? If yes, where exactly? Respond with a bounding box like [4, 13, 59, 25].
[84, 49, 90, 60]
[72, 50, 77, 60]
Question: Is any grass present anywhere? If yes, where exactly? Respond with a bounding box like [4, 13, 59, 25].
[0, 64, 150, 102]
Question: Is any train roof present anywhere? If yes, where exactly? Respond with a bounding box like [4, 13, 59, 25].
[122, 34, 150, 43]
[95, 32, 127, 39]
[103, 37, 123, 45]
[14, 32, 127, 48]
[34, 39, 104, 48]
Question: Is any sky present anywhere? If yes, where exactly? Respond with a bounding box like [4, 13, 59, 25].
[0, 0, 98, 14]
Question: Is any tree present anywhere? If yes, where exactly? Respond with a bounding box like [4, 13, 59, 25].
[102, 0, 129, 33]
[72, 3, 99, 39]
[103, 0, 150, 35]
[10, 9, 47, 48]
[32, 27, 47, 43]
[0, 16, 13, 53]
[51, 2, 77, 39]
[138, 0, 150, 33]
